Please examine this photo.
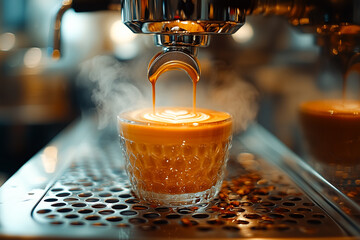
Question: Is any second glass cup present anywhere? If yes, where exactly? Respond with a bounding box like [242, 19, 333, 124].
[118, 107, 232, 206]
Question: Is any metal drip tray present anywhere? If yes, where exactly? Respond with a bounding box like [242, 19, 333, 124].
[0, 117, 359, 239]
[32, 153, 342, 238]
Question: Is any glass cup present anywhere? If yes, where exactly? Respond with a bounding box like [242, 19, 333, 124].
[299, 99, 360, 184]
[118, 107, 232, 206]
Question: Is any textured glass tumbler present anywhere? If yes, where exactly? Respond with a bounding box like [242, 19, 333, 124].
[299, 100, 360, 185]
[118, 108, 232, 206]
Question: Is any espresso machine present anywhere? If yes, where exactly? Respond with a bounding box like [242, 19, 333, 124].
[51, 0, 360, 77]
[0, 0, 360, 239]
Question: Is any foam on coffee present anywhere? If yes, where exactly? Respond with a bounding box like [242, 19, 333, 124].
[301, 100, 360, 116]
[143, 108, 210, 123]
[119, 107, 232, 145]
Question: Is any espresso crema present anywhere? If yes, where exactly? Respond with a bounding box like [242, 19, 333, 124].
[119, 107, 232, 145]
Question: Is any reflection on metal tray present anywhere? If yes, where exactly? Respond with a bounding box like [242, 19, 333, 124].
[0, 117, 359, 239]
[238, 125, 360, 236]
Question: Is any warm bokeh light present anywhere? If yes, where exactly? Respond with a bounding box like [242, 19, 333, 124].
[0, 32, 16, 51]
[23, 47, 42, 68]
[41, 146, 58, 173]
[232, 23, 254, 44]
[110, 19, 139, 59]
[110, 20, 136, 45]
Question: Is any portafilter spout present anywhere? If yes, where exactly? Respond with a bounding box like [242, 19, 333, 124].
[147, 47, 201, 111]
[148, 48, 200, 84]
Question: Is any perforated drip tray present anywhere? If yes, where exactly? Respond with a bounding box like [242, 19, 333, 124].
[1, 119, 358, 239]
[31, 138, 346, 239]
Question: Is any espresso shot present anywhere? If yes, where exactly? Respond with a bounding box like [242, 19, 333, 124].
[118, 107, 232, 206]
[300, 100, 360, 166]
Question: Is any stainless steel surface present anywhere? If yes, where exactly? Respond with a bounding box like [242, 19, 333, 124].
[49, 0, 360, 53]
[0, 117, 359, 239]
[239, 125, 360, 236]
[49, 0, 360, 79]
[50, 0, 246, 58]
[121, 0, 245, 34]
[155, 34, 209, 49]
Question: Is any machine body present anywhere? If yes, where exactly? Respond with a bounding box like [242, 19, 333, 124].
[50, 0, 360, 79]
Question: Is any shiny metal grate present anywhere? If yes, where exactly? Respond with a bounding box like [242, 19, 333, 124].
[32, 135, 346, 239]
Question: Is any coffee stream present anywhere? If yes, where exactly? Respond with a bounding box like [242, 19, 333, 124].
[148, 60, 200, 119]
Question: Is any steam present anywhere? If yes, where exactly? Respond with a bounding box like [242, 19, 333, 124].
[201, 69, 259, 133]
[77, 55, 148, 129]
[77, 54, 259, 133]
[150, 67, 259, 133]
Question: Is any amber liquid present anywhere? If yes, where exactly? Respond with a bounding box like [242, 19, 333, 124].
[148, 61, 200, 113]
[300, 100, 360, 165]
[119, 108, 232, 195]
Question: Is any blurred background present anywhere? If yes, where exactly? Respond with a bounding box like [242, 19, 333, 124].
[0, 0, 352, 186]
